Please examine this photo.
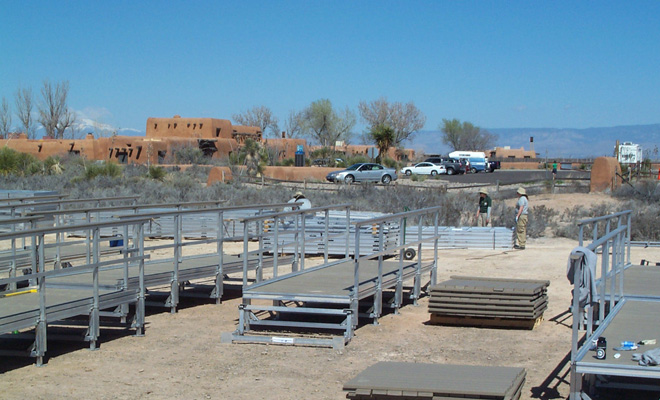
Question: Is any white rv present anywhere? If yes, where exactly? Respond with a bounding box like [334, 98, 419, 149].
[616, 142, 642, 164]
[448, 151, 488, 173]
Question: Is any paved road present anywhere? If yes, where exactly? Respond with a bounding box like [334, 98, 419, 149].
[428, 169, 590, 185]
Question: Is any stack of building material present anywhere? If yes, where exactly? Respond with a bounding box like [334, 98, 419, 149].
[344, 361, 526, 400]
[428, 276, 550, 329]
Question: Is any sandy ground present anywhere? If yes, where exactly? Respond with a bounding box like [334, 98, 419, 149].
[1, 192, 658, 400]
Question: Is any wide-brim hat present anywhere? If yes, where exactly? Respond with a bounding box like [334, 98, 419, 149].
[517, 187, 526, 195]
[294, 191, 304, 198]
[479, 189, 488, 195]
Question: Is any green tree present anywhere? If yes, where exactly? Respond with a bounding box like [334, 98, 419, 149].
[302, 99, 356, 149]
[440, 118, 497, 151]
[370, 124, 395, 163]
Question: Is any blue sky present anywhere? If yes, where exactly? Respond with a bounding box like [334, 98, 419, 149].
[2, 1, 659, 143]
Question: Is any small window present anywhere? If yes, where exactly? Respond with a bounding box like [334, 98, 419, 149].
[154, 123, 157, 129]
[187, 123, 190, 128]
[174, 123, 177, 129]
[216, 128, 220, 137]
[199, 123, 203, 129]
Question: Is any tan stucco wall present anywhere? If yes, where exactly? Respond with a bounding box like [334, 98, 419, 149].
[146, 117, 234, 140]
[206, 166, 339, 185]
[590, 157, 622, 192]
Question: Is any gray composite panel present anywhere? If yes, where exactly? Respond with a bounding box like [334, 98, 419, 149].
[47, 254, 289, 288]
[0, 288, 133, 333]
[603, 265, 660, 298]
[576, 300, 660, 373]
[430, 276, 549, 295]
[247, 260, 419, 298]
[343, 361, 526, 399]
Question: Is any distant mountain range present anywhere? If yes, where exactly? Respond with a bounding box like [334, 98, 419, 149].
[410, 124, 660, 159]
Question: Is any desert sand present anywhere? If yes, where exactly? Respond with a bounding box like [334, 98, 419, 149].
[1, 192, 658, 400]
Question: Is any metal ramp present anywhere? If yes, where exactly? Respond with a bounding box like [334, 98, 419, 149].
[224, 206, 443, 348]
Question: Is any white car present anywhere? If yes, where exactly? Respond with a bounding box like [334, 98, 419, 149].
[400, 162, 446, 176]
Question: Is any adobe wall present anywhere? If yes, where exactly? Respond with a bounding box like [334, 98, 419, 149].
[500, 161, 542, 170]
[264, 138, 307, 159]
[590, 157, 622, 192]
[146, 117, 234, 140]
[206, 166, 338, 185]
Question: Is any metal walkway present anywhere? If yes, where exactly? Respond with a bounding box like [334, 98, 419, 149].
[569, 211, 660, 399]
[224, 206, 443, 349]
[0, 218, 149, 366]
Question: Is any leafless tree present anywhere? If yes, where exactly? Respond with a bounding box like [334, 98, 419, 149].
[283, 109, 305, 138]
[358, 97, 426, 146]
[232, 105, 279, 137]
[38, 80, 75, 139]
[0, 97, 11, 138]
[15, 86, 35, 138]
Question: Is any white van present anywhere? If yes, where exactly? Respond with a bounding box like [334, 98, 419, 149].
[448, 151, 488, 173]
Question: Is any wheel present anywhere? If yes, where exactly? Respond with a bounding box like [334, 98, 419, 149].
[381, 175, 392, 184]
[405, 170, 412, 176]
[447, 168, 455, 175]
[344, 175, 354, 184]
[471, 168, 477, 174]
[430, 170, 437, 176]
[403, 248, 416, 260]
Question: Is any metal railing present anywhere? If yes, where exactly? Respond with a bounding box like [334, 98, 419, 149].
[569, 210, 632, 400]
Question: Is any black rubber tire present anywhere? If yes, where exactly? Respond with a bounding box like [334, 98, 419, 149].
[403, 248, 416, 260]
[430, 170, 438, 176]
[447, 168, 455, 175]
[471, 168, 477, 174]
[405, 170, 412, 176]
[344, 175, 354, 184]
[381, 175, 392, 184]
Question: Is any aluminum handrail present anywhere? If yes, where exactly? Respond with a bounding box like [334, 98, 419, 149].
[0, 195, 138, 212]
[577, 210, 632, 227]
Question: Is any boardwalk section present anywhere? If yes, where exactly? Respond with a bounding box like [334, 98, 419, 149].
[225, 206, 444, 349]
[569, 211, 660, 399]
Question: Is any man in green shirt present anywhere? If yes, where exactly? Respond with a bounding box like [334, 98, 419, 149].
[476, 189, 492, 227]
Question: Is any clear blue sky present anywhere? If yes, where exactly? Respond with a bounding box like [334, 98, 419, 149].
[2, 1, 659, 135]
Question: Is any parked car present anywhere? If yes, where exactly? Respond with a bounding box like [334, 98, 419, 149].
[326, 163, 398, 184]
[424, 157, 465, 175]
[486, 160, 501, 172]
[400, 162, 446, 176]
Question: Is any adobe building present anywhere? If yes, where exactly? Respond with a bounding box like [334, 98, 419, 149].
[0, 115, 416, 170]
[488, 146, 537, 159]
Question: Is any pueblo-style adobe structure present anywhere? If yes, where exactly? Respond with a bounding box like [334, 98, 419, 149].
[0, 115, 413, 165]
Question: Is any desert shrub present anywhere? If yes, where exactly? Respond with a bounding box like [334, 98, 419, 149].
[614, 180, 660, 203]
[84, 161, 122, 180]
[410, 174, 426, 182]
[147, 165, 167, 181]
[171, 146, 208, 165]
[277, 157, 295, 166]
[345, 155, 370, 166]
[0, 147, 43, 176]
[380, 157, 397, 169]
[631, 202, 660, 240]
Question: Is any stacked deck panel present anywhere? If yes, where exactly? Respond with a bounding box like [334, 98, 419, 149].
[344, 362, 526, 400]
[429, 276, 550, 328]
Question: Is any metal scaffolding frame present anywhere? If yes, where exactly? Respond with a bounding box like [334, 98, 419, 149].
[568, 210, 660, 399]
[0, 217, 149, 366]
[224, 206, 442, 349]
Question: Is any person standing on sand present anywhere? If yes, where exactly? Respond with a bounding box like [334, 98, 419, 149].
[552, 161, 557, 180]
[514, 187, 528, 249]
[476, 189, 492, 227]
